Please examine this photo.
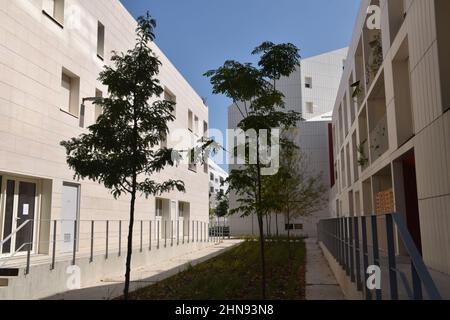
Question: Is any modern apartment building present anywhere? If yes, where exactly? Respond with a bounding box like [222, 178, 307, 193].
[329, 0, 450, 277]
[301, 48, 348, 120]
[228, 48, 347, 236]
[0, 0, 210, 299]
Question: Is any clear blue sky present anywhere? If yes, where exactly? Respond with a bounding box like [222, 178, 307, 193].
[120, 0, 360, 164]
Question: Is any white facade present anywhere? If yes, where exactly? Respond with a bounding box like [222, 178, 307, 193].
[228, 48, 348, 126]
[330, 0, 450, 276]
[228, 49, 346, 236]
[301, 48, 348, 120]
[229, 118, 333, 237]
[0, 0, 210, 298]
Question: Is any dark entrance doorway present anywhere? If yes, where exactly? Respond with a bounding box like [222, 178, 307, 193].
[402, 150, 422, 255]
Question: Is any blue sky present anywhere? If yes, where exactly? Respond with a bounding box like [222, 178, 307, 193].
[120, 0, 360, 168]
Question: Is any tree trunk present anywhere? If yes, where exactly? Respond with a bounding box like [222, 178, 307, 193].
[287, 208, 291, 259]
[257, 212, 266, 300]
[275, 213, 279, 239]
[123, 182, 136, 299]
[256, 135, 266, 300]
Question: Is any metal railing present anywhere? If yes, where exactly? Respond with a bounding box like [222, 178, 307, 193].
[0, 218, 224, 276]
[318, 213, 441, 300]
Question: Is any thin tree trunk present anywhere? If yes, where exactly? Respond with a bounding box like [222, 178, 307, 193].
[275, 213, 279, 239]
[123, 176, 137, 299]
[287, 207, 291, 259]
[256, 135, 266, 300]
[257, 212, 266, 299]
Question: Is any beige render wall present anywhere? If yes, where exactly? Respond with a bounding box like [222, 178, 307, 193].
[0, 0, 209, 241]
[330, 0, 450, 275]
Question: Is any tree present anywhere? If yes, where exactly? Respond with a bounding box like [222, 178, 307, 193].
[205, 41, 301, 299]
[60, 13, 186, 299]
[215, 190, 229, 218]
[267, 136, 327, 255]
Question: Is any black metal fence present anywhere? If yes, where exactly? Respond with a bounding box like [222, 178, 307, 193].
[317, 213, 441, 300]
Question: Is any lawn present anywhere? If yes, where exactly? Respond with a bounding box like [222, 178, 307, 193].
[128, 239, 306, 300]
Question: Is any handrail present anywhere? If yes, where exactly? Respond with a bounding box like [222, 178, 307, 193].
[317, 213, 442, 300]
[0, 218, 221, 275]
[0, 219, 33, 249]
[391, 213, 441, 300]
[0, 243, 29, 268]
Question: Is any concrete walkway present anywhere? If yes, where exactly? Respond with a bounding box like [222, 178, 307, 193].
[305, 238, 345, 300]
[45, 239, 243, 300]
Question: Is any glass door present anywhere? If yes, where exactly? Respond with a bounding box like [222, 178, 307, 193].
[0, 177, 38, 256]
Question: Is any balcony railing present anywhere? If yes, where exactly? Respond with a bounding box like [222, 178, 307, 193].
[0, 218, 223, 275]
[318, 213, 442, 300]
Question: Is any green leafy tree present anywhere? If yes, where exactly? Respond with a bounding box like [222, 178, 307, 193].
[215, 190, 229, 218]
[267, 137, 327, 255]
[61, 13, 186, 299]
[205, 41, 301, 299]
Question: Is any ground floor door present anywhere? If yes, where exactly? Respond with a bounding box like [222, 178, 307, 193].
[60, 183, 79, 253]
[0, 176, 38, 256]
[402, 151, 422, 255]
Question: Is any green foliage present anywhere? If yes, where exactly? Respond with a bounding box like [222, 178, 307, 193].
[61, 13, 185, 198]
[60, 12, 187, 299]
[215, 190, 229, 218]
[205, 41, 301, 299]
[369, 34, 383, 74]
[127, 240, 306, 300]
[357, 142, 369, 167]
[266, 139, 327, 220]
[351, 80, 362, 100]
[252, 41, 301, 81]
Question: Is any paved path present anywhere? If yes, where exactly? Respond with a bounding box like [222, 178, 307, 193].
[305, 238, 345, 300]
[46, 239, 243, 300]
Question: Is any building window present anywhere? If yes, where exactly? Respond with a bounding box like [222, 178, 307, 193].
[203, 121, 208, 137]
[210, 187, 214, 193]
[43, 0, 65, 26]
[220, 177, 224, 185]
[188, 149, 197, 172]
[164, 89, 176, 117]
[178, 202, 185, 217]
[285, 224, 303, 230]
[305, 77, 312, 89]
[194, 116, 199, 135]
[155, 199, 163, 217]
[210, 173, 214, 181]
[60, 69, 80, 117]
[188, 110, 193, 132]
[94, 89, 103, 121]
[306, 102, 314, 114]
[97, 22, 105, 60]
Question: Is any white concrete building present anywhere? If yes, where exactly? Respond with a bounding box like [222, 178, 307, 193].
[228, 48, 347, 237]
[0, 0, 210, 299]
[329, 0, 450, 277]
[301, 48, 348, 120]
[229, 117, 334, 237]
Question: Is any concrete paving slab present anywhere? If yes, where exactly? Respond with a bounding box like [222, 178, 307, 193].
[305, 238, 345, 300]
[45, 239, 243, 300]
